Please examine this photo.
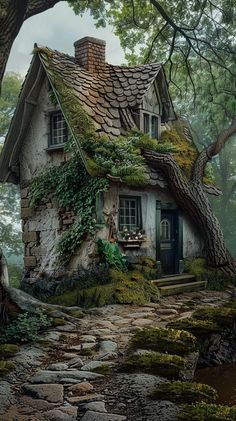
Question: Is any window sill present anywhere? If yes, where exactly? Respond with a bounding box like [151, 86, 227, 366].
[46, 145, 65, 152]
[118, 239, 146, 249]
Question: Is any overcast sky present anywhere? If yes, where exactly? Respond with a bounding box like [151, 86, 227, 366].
[6, 1, 125, 77]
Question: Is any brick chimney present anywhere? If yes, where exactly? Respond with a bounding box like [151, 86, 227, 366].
[74, 36, 106, 73]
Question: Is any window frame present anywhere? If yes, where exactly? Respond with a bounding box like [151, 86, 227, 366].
[119, 195, 142, 232]
[140, 110, 161, 139]
[48, 111, 68, 149]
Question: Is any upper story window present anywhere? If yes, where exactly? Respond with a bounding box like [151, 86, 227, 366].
[119, 196, 142, 231]
[142, 112, 160, 139]
[49, 111, 68, 148]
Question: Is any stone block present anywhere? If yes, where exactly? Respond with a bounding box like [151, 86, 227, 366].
[21, 207, 34, 219]
[21, 198, 30, 208]
[22, 231, 38, 243]
[24, 256, 37, 268]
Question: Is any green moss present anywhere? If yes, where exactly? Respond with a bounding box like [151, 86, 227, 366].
[51, 317, 66, 327]
[91, 364, 111, 375]
[48, 269, 160, 308]
[178, 403, 236, 421]
[0, 344, 19, 358]
[193, 306, 236, 328]
[130, 327, 197, 355]
[152, 381, 218, 403]
[0, 360, 16, 376]
[168, 318, 221, 336]
[123, 352, 187, 379]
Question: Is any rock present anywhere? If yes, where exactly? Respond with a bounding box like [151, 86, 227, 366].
[22, 383, 64, 403]
[83, 401, 107, 413]
[68, 382, 94, 394]
[80, 335, 97, 343]
[131, 319, 153, 327]
[99, 340, 118, 353]
[19, 395, 56, 411]
[81, 411, 126, 420]
[67, 356, 83, 368]
[96, 352, 118, 361]
[0, 381, 15, 414]
[81, 361, 114, 371]
[47, 363, 69, 371]
[30, 370, 103, 384]
[44, 406, 78, 421]
[67, 394, 104, 404]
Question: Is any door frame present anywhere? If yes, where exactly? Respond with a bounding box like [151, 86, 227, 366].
[156, 201, 183, 275]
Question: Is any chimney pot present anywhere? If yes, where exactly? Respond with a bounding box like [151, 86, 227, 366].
[74, 36, 106, 73]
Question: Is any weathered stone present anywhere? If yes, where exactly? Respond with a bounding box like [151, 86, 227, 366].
[81, 361, 114, 371]
[22, 231, 38, 242]
[47, 363, 68, 371]
[81, 411, 126, 421]
[83, 401, 107, 413]
[68, 382, 93, 393]
[24, 256, 37, 267]
[99, 340, 118, 353]
[44, 406, 78, 421]
[0, 381, 15, 414]
[22, 383, 64, 403]
[30, 370, 103, 383]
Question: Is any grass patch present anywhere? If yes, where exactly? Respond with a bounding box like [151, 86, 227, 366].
[178, 403, 236, 420]
[123, 352, 187, 379]
[152, 381, 218, 404]
[130, 327, 197, 355]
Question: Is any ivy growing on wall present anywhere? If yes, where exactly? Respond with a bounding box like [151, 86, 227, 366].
[30, 153, 109, 263]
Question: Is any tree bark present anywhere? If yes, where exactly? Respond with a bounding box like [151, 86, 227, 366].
[0, 0, 61, 87]
[143, 149, 236, 274]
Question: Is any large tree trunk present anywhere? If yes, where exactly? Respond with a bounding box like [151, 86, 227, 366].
[143, 149, 236, 274]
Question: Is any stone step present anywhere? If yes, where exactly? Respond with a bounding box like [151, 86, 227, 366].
[158, 280, 207, 296]
[152, 274, 196, 287]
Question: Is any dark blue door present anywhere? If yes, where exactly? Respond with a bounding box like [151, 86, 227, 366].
[160, 210, 178, 274]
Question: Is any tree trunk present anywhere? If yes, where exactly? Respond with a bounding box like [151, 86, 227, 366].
[143, 149, 236, 274]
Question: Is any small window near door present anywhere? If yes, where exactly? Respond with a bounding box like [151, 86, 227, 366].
[160, 218, 171, 240]
[119, 196, 142, 231]
[49, 111, 68, 147]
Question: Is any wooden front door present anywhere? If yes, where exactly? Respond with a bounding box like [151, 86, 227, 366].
[160, 210, 178, 274]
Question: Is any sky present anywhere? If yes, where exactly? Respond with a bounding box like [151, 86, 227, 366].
[6, 1, 125, 77]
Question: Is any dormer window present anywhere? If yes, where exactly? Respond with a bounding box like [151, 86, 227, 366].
[49, 111, 68, 148]
[141, 112, 160, 139]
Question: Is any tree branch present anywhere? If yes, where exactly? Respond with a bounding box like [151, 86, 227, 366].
[25, 0, 61, 19]
[193, 117, 236, 182]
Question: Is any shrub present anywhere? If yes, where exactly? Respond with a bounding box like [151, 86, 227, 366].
[178, 403, 236, 421]
[0, 360, 16, 377]
[168, 318, 221, 337]
[97, 239, 128, 272]
[152, 381, 218, 403]
[123, 352, 187, 379]
[193, 306, 236, 328]
[0, 310, 51, 344]
[130, 327, 197, 355]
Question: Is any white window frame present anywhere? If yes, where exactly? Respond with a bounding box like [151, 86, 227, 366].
[139, 110, 161, 139]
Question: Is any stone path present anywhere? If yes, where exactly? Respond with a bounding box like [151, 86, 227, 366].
[0, 289, 232, 421]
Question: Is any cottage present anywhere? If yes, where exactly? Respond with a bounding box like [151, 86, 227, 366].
[0, 36, 204, 288]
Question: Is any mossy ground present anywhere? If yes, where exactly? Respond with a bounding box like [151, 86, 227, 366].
[178, 403, 236, 421]
[123, 351, 187, 379]
[0, 360, 16, 377]
[152, 381, 218, 404]
[48, 269, 160, 308]
[130, 327, 197, 355]
[0, 344, 19, 358]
